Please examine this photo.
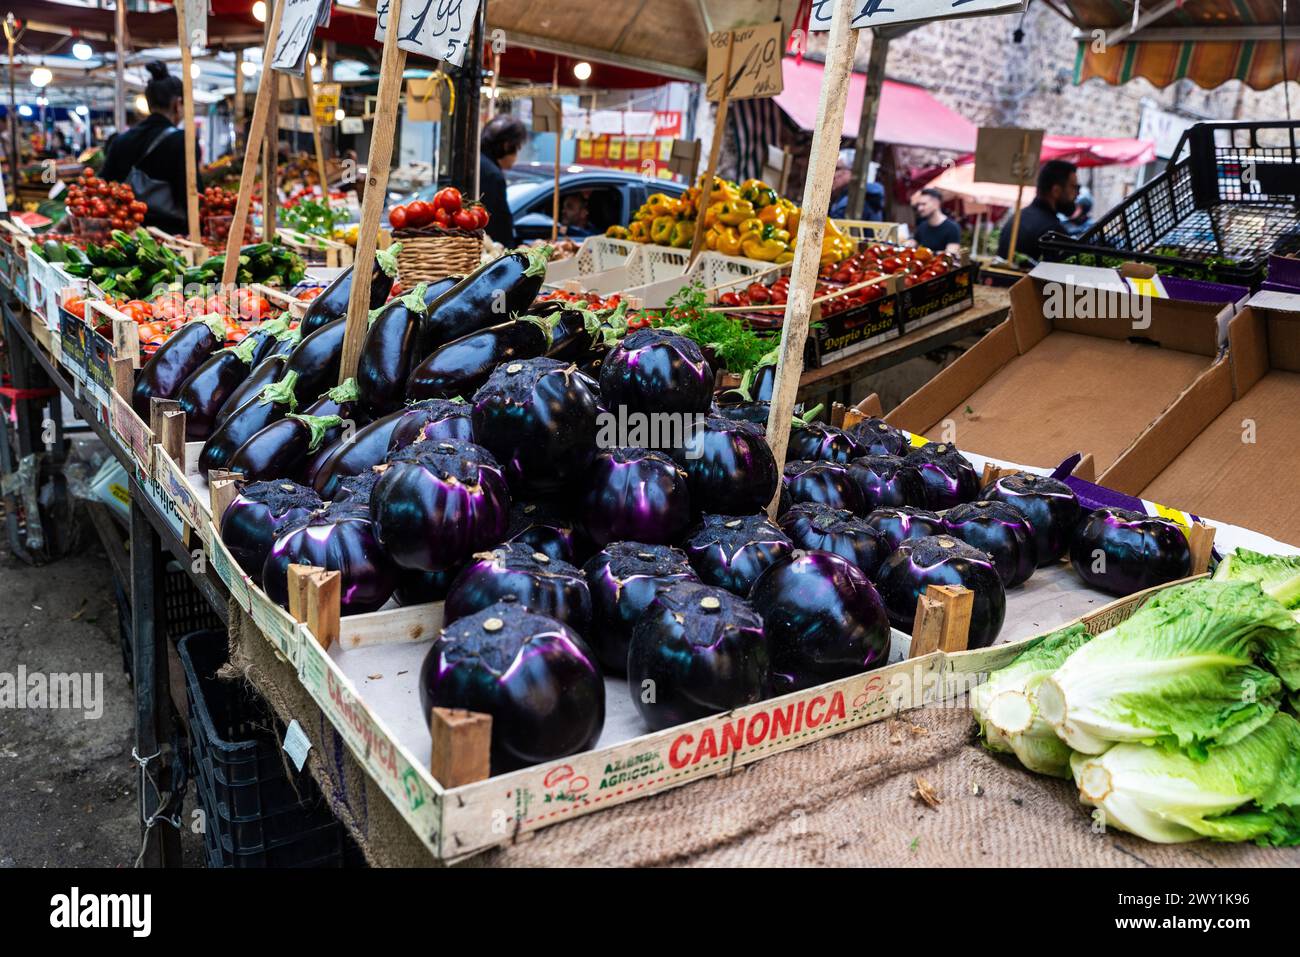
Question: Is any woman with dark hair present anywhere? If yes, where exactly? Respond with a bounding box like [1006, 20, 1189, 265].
[100, 61, 201, 233]
[479, 114, 527, 246]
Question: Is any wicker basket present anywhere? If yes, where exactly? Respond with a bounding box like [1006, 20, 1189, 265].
[393, 227, 483, 284]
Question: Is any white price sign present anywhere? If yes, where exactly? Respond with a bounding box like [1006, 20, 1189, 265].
[374, 0, 482, 67]
[271, 0, 328, 75]
[807, 0, 1026, 30]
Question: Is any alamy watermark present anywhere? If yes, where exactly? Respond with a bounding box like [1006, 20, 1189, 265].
[595, 407, 707, 459]
[0, 666, 103, 719]
[1042, 277, 1152, 329]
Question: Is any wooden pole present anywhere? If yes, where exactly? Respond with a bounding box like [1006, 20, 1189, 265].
[5, 21, 18, 186]
[338, 0, 408, 384]
[114, 0, 127, 132]
[302, 64, 332, 214]
[261, 15, 280, 243]
[176, 0, 202, 244]
[550, 61, 560, 243]
[1004, 131, 1031, 264]
[763, 0, 858, 519]
[221, 0, 285, 286]
[848, 30, 890, 220]
[489, 50, 500, 118]
[233, 48, 246, 152]
[688, 31, 734, 265]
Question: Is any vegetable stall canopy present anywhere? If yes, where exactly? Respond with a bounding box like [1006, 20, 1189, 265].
[1054, 0, 1300, 90]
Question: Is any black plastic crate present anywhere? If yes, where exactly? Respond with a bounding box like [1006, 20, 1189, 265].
[178, 629, 356, 868]
[113, 563, 223, 681]
[1042, 120, 1300, 287]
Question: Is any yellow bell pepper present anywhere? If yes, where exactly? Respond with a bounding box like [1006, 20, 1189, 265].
[628, 220, 650, 243]
[715, 199, 756, 226]
[670, 220, 697, 248]
[775, 251, 795, 264]
[741, 236, 787, 261]
[737, 217, 765, 238]
[757, 204, 787, 229]
[645, 193, 676, 218]
[764, 225, 792, 247]
[697, 175, 739, 202]
[650, 215, 676, 245]
[785, 205, 801, 238]
[710, 224, 743, 257]
[605, 225, 630, 240]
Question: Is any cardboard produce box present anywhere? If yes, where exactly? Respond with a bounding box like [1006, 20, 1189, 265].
[885, 263, 1246, 475]
[1103, 290, 1300, 546]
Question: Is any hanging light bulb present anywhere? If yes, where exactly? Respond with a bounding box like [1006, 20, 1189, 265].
[135, 94, 149, 113]
[309, 52, 317, 66]
[191, 62, 201, 79]
[252, 1, 267, 22]
[241, 60, 258, 77]
[17, 104, 32, 118]
[75, 104, 89, 116]
[29, 67, 53, 88]
[72, 41, 94, 61]
[573, 61, 592, 82]
[335, 109, 345, 122]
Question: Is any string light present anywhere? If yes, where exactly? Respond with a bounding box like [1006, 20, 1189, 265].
[573, 61, 592, 81]
[252, 1, 267, 22]
[29, 66, 52, 87]
[72, 41, 93, 61]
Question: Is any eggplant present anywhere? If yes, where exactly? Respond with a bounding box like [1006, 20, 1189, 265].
[943, 500, 1037, 588]
[846, 454, 928, 511]
[582, 448, 692, 549]
[406, 312, 562, 402]
[1070, 507, 1191, 597]
[582, 542, 698, 675]
[285, 317, 345, 406]
[471, 358, 602, 497]
[979, 472, 1081, 566]
[682, 513, 793, 597]
[788, 406, 863, 464]
[177, 335, 264, 442]
[198, 371, 300, 477]
[749, 550, 891, 694]
[252, 321, 301, 365]
[628, 581, 768, 731]
[262, 502, 396, 616]
[331, 469, 384, 508]
[285, 379, 363, 484]
[445, 542, 592, 634]
[903, 442, 979, 510]
[218, 480, 322, 584]
[506, 500, 589, 565]
[417, 246, 552, 355]
[132, 315, 227, 416]
[214, 353, 287, 429]
[386, 397, 475, 451]
[311, 409, 406, 499]
[544, 307, 599, 362]
[846, 417, 911, 456]
[863, 505, 944, 552]
[778, 502, 889, 578]
[713, 399, 772, 426]
[779, 460, 866, 515]
[356, 279, 461, 416]
[875, 535, 1006, 649]
[226, 412, 344, 482]
[393, 566, 462, 606]
[371, 441, 510, 572]
[599, 328, 713, 416]
[299, 249, 398, 336]
[670, 415, 778, 516]
[419, 599, 604, 774]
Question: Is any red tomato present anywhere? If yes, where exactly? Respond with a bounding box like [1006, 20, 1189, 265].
[298, 287, 324, 301]
[388, 205, 409, 229]
[433, 187, 462, 213]
[452, 207, 478, 231]
[433, 206, 451, 227]
[718, 292, 742, 307]
[746, 283, 771, 305]
[468, 204, 490, 229]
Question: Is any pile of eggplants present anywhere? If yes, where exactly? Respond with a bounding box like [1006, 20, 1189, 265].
[299, 250, 399, 336]
[356, 279, 458, 416]
[132, 315, 227, 416]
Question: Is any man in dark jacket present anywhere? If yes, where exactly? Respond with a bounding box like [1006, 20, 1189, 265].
[996, 159, 1079, 264]
[479, 114, 528, 247]
[100, 61, 201, 235]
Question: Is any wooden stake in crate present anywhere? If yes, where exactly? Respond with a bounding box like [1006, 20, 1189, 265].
[175, 0, 202, 245]
[688, 32, 734, 266]
[1187, 522, 1216, 576]
[430, 707, 492, 788]
[909, 584, 974, 658]
[286, 562, 341, 649]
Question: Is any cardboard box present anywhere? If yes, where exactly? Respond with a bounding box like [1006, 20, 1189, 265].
[886, 263, 1245, 476]
[1104, 290, 1300, 546]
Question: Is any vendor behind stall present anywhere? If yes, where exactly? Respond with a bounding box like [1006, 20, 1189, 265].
[908, 188, 961, 255]
[100, 61, 200, 235]
[996, 159, 1079, 263]
[479, 114, 527, 247]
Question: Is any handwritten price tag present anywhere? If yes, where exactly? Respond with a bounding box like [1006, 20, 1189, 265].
[807, 0, 1026, 31]
[271, 0, 328, 75]
[375, 0, 482, 68]
[706, 22, 784, 102]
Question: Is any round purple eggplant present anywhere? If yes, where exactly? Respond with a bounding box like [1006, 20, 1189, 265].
[682, 513, 793, 597]
[778, 502, 888, 578]
[670, 414, 777, 516]
[178, 330, 278, 442]
[219, 480, 322, 584]
[311, 408, 406, 499]
[471, 357, 601, 497]
[1070, 507, 1191, 597]
[846, 417, 911, 456]
[406, 312, 562, 403]
[875, 536, 1006, 649]
[214, 353, 287, 430]
[750, 550, 892, 694]
[445, 542, 591, 634]
[979, 472, 1081, 566]
[506, 500, 588, 565]
[788, 406, 863, 464]
[262, 502, 395, 616]
[846, 454, 928, 511]
[198, 371, 300, 477]
[386, 397, 475, 452]
[331, 469, 384, 509]
[943, 500, 1037, 588]
[582, 542, 698, 675]
[419, 599, 604, 773]
[599, 328, 713, 416]
[713, 399, 772, 426]
[779, 459, 865, 515]
[581, 447, 691, 548]
[863, 505, 944, 552]
[370, 441, 510, 573]
[903, 442, 979, 510]
[132, 315, 227, 416]
[392, 565, 462, 606]
[628, 581, 768, 731]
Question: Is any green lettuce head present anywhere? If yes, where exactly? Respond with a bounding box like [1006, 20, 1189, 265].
[1213, 548, 1300, 612]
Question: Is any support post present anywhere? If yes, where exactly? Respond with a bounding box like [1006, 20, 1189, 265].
[848, 30, 889, 219]
[115, 0, 127, 132]
[688, 32, 734, 265]
[176, 0, 202, 244]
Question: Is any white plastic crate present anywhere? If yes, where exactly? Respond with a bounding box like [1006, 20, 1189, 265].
[544, 236, 637, 285]
[621, 251, 776, 308]
[27, 248, 75, 331]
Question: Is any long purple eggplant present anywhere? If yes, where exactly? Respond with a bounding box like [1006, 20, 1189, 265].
[284, 316, 347, 406]
[227, 412, 344, 482]
[406, 312, 561, 402]
[198, 371, 300, 477]
[131, 315, 226, 416]
[253, 321, 301, 364]
[356, 278, 458, 417]
[214, 353, 287, 429]
[299, 245, 400, 336]
[296, 378, 364, 484]
[310, 408, 406, 499]
[415, 246, 551, 356]
[177, 318, 289, 441]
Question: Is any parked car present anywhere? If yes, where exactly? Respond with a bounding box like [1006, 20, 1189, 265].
[390, 164, 687, 243]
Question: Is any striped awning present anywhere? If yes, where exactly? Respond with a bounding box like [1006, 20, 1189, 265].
[1055, 0, 1300, 91]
